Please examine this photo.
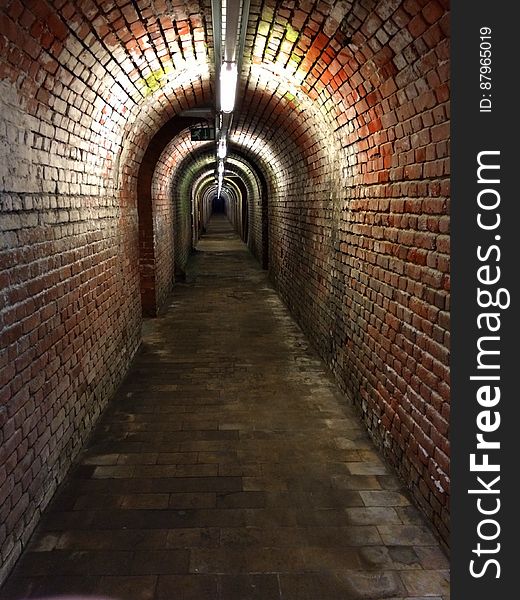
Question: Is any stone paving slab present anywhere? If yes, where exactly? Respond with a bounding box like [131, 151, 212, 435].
[0, 216, 449, 599]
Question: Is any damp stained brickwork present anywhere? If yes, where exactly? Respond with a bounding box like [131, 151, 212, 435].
[0, 0, 450, 581]
[169, 148, 214, 276]
[231, 156, 268, 268]
[238, 0, 450, 544]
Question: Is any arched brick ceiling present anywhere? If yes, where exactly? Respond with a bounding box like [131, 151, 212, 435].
[235, 0, 449, 185]
[158, 139, 264, 204]
[1, 0, 448, 201]
[192, 154, 264, 202]
[136, 0, 449, 204]
[0, 0, 213, 195]
[0, 0, 451, 550]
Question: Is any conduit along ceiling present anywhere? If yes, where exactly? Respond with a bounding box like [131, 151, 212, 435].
[128, 0, 361, 242]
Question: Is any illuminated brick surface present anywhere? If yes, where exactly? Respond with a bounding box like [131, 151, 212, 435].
[0, 0, 450, 580]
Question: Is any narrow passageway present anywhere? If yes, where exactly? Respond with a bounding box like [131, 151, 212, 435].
[0, 216, 448, 600]
[1, 1, 451, 587]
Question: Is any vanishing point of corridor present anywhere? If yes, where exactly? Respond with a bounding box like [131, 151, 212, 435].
[1, 216, 448, 599]
[1, 0, 451, 596]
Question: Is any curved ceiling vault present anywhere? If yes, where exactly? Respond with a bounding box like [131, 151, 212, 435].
[1, 0, 448, 221]
[0, 0, 451, 572]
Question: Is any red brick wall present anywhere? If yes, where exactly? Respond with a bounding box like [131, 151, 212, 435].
[236, 158, 267, 268]
[168, 145, 213, 275]
[151, 152, 177, 303]
[237, 0, 451, 546]
[195, 180, 215, 235]
[0, 0, 451, 576]
[0, 86, 143, 582]
[0, 0, 211, 582]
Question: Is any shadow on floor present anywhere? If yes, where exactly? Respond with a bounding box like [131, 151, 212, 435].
[0, 215, 449, 600]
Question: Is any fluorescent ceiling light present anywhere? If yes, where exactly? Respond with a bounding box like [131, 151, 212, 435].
[220, 62, 237, 113]
[218, 160, 225, 174]
[218, 138, 227, 159]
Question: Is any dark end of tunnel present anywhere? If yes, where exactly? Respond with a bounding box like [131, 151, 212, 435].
[0, 0, 451, 593]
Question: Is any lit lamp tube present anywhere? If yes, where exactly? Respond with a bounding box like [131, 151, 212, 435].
[218, 138, 227, 159]
[220, 62, 237, 113]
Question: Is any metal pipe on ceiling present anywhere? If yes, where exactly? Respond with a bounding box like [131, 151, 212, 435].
[236, 0, 251, 75]
[224, 0, 241, 63]
[210, 0, 222, 134]
[209, 0, 252, 193]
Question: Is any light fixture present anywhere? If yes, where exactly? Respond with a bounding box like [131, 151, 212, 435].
[220, 62, 237, 113]
[218, 160, 225, 174]
[217, 171, 223, 197]
[218, 137, 227, 159]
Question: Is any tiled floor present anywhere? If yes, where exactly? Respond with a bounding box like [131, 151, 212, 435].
[0, 215, 450, 599]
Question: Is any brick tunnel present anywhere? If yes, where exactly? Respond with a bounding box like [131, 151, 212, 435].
[0, 1, 450, 598]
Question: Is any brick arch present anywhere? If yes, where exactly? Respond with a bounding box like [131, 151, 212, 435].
[136, 115, 207, 316]
[226, 152, 269, 267]
[192, 171, 217, 234]
[129, 77, 321, 293]
[196, 176, 219, 231]
[162, 143, 271, 267]
[190, 160, 260, 251]
[215, 176, 243, 216]
[0, 0, 215, 573]
[0, 0, 451, 572]
[222, 173, 250, 243]
[186, 157, 259, 251]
